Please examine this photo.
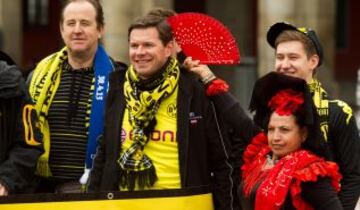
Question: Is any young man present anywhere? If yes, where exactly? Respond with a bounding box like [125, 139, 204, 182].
[88, 14, 233, 210]
[27, 0, 126, 193]
[0, 52, 43, 195]
[267, 22, 360, 210]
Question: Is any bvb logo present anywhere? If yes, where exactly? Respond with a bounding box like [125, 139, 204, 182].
[167, 103, 177, 118]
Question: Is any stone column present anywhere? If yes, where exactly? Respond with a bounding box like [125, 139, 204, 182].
[258, 0, 296, 77]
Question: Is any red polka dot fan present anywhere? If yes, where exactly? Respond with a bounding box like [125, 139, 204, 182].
[167, 12, 240, 65]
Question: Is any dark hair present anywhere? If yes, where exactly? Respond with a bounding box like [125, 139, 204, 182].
[60, 0, 104, 29]
[146, 8, 176, 18]
[128, 14, 173, 46]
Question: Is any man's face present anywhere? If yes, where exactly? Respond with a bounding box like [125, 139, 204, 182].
[275, 41, 319, 83]
[60, 1, 103, 56]
[129, 27, 173, 80]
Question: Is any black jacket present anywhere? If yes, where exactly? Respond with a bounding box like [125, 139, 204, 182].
[210, 91, 359, 210]
[0, 61, 43, 194]
[326, 99, 360, 210]
[88, 68, 234, 210]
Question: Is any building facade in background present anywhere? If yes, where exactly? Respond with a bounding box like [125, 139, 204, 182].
[0, 0, 359, 106]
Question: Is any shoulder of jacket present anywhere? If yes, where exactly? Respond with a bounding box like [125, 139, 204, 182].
[109, 58, 128, 71]
[328, 99, 353, 112]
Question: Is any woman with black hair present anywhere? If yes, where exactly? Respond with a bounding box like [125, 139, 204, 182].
[0, 53, 43, 195]
[237, 74, 342, 209]
[184, 57, 343, 209]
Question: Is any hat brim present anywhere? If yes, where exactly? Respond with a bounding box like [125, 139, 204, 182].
[266, 22, 297, 48]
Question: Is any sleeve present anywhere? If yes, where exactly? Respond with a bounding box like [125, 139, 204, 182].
[87, 134, 105, 192]
[204, 99, 233, 210]
[0, 99, 43, 194]
[210, 91, 261, 145]
[301, 178, 343, 210]
[206, 80, 260, 210]
[25, 70, 34, 88]
[329, 101, 360, 210]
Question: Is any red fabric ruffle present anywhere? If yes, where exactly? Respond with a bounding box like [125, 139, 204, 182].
[241, 134, 342, 210]
[242, 132, 268, 165]
[290, 160, 342, 210]
[241, 132, 270, 196]
[205, 78, 229, 96]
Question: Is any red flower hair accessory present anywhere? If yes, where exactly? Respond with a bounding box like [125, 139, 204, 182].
[268, 89, 304, 116]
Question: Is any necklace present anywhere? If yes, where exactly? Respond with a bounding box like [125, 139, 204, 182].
[266, 154, 279, 167]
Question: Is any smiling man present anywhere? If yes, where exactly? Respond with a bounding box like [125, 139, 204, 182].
[88, 13, 234, 210]
[27, 0, 126, 193]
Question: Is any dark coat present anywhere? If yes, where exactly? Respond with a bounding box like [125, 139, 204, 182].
[88, 67, 234, 210]
[0, 61, 43, 194]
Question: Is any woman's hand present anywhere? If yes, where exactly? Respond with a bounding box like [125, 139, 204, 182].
[183, 57, 216, 84]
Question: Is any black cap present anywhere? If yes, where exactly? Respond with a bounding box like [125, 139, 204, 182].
[266, 22, 323, 66]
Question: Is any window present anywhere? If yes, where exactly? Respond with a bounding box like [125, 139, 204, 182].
[24, 0, 49, 27]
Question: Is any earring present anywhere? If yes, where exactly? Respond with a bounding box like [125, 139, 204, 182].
[302, 137, 306, 142]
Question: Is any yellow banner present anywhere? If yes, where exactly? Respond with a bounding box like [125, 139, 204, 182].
[0, 193, 213, 210]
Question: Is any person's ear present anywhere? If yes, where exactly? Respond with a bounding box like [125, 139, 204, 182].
[301, 127, 308, 143]
[165, 40, 175, 58]
[309, 54, 319, 69]
[60, 23, 65, 40]
[98, 26, 104, 39]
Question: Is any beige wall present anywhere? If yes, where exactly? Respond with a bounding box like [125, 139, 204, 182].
[102, 0, 173, 63]
[0, 0, 22, 64]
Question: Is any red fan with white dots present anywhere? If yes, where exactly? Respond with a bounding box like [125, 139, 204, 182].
[167, 12, 240, 65]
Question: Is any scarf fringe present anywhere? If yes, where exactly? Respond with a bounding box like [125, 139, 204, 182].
[119, 166, 158, 191]
[36, 157, 52, 177]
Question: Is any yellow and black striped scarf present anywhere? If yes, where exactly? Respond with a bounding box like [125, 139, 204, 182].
[118, 58, 180, 190]
[28, 47, 67, 177]
[308, 79, 329, 141]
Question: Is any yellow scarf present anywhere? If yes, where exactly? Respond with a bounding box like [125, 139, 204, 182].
[308, 79, 329, 141]
[29, 47, 67, 177]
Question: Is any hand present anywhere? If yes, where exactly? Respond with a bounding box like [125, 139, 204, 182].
[0, 183, 8, 196]
[183, 57, 215, 80]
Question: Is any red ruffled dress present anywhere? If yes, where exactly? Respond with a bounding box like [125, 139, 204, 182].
[205, 78, 342, 209]
[240, 132, 342, 210]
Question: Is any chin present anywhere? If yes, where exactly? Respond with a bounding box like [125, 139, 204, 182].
[272, 150, 286, 157]
[70, 47, 89, 54]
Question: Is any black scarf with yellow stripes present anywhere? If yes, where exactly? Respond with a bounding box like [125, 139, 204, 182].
[118, 58, 180, 190]
[308, 79, 329, 142]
